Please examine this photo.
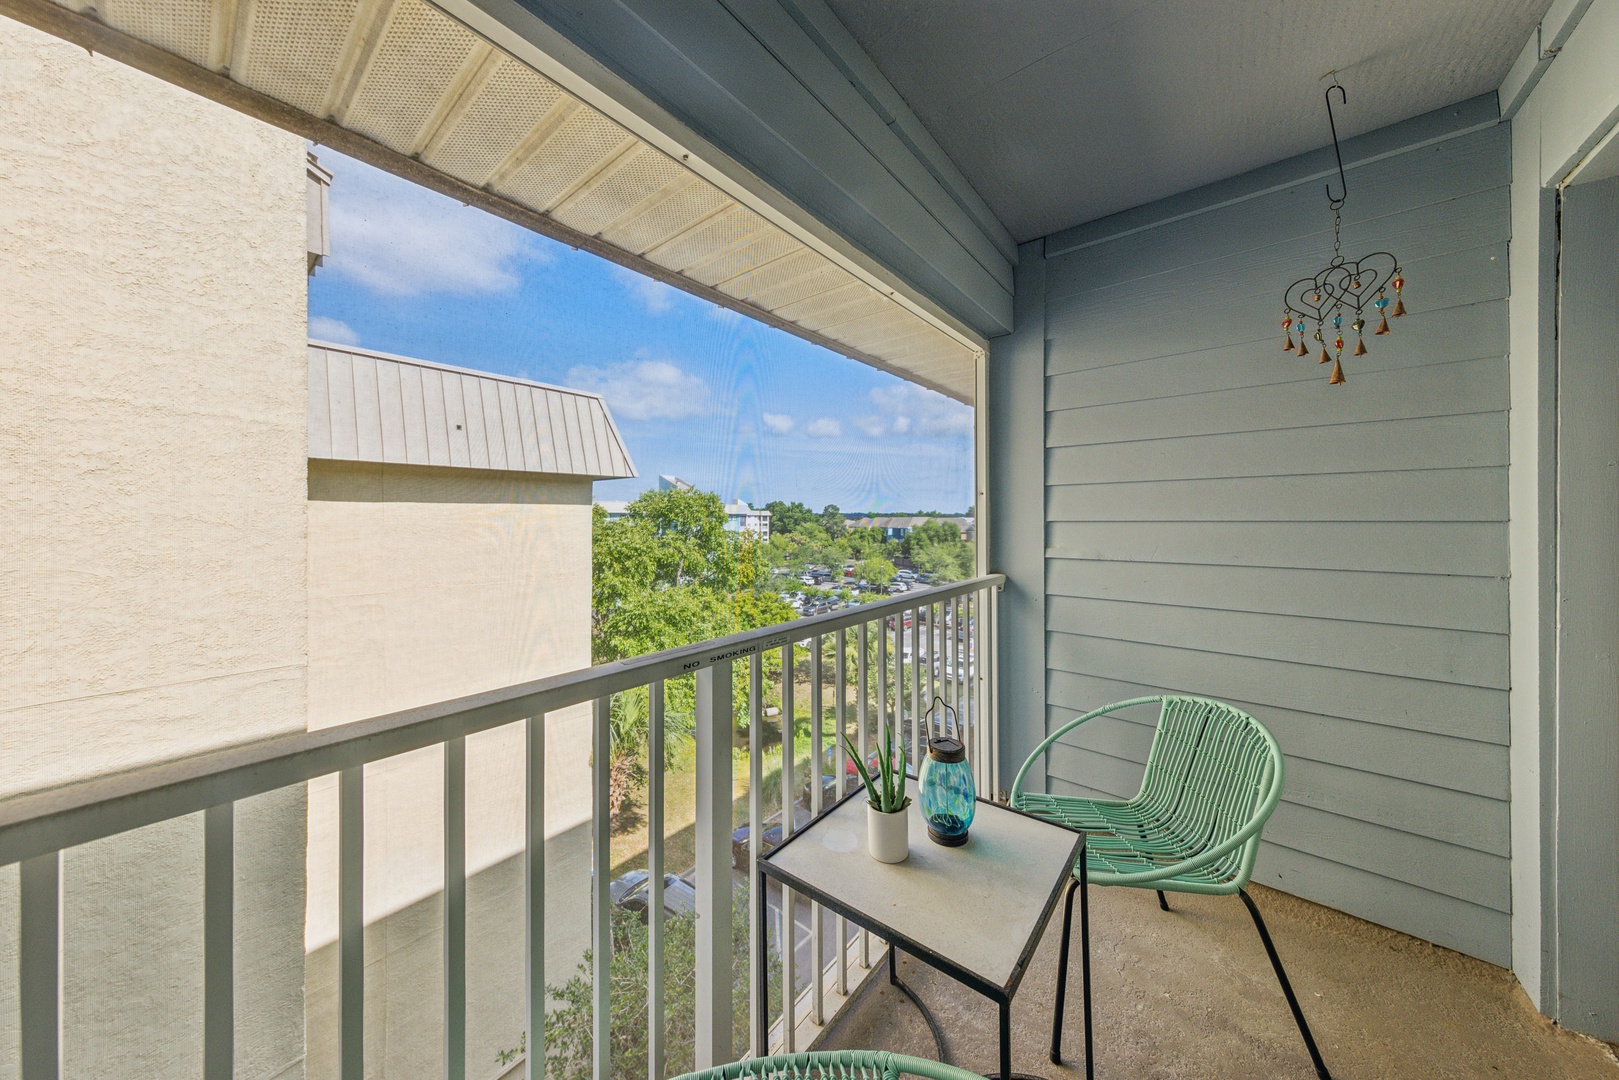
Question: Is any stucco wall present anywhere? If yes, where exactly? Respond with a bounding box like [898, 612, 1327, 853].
[304, 460, 595, 1078]
[0, 16, 310, 1080]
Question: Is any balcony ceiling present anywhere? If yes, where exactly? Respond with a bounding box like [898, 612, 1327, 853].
[824, 0, 1553, 241]
[18, 0, 981, 401]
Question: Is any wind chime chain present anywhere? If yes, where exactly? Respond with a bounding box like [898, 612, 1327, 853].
[1279, 79, 1408, 386]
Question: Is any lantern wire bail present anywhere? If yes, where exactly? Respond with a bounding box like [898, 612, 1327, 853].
[926, 694, 957, 741]
[1323, 72, 1348, 210]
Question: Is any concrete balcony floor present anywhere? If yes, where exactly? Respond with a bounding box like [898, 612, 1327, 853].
[818, 884, 1618, 1079]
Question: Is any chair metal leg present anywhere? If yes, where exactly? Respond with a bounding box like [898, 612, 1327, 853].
[1156, 890, 1170, 912]
[1239, 888, 1331, 1080]
[1050, 878, 1077, 1065]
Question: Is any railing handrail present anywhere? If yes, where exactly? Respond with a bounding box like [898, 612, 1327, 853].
[0, 573, 1003, 867]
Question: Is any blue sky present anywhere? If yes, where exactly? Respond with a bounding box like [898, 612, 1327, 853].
[307, 149, 975, 512]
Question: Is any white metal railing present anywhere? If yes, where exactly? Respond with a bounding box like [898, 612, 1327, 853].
[0, 573, 1003, 1080]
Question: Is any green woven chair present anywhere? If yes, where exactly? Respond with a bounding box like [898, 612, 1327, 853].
[1011, 695, 1331, 1080]
[669, 1051, 985, 1080]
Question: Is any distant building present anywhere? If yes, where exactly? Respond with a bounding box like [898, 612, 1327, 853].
[848, 515, 975, 542]
[599, 474, 771, 535]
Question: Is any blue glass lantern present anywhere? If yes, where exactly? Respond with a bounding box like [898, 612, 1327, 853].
[919, 735, 975, 846]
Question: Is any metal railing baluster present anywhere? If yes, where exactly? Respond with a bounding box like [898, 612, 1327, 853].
[591, 698, 612, 1080]
[833, 626, 849, 996]
[808, 635, 824, 1026]
[339, 767, 365, 1080]
[695, 661, 735, 1068]
[857, 621, 869, 969]
[444, 738, 467, 1080]
[779, 641, 795, 1053]
[910, 607, 921, 756]
[747, 654, 763, 1058]
[525, 715, 545, 1080]
[984, 586, 997, 799]
[647, 682, 665, 1080]
[19, 850, 60, 1080]
[204, 802, 234, 1080]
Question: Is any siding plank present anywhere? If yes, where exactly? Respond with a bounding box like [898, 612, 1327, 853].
[398, 362, 430, 465]
[350, 355, 383, 462]
[1047, 244, 1508, 375]
[1047, 297, 1507, 405]
[1045, 520, 1506, 576]
[1045, 560, 1506, 634]
[1045, 412, 1506, 484]
[1046, 595, 1508, 689]
[308, 349, 332, 458]
[1047, 468, 1507, 524]
[461, 375, 491, 470]
[1043, 678, 1509, 800]
[376, 359, 407, 464]
[421, 368, 452, 466]
[325, 350, 358, 460]
[1254, 842, 1510, 967]
[1044, 632, 1508, 743]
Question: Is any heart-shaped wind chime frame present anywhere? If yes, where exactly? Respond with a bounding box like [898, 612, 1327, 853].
[1282, 80, 1406, 384]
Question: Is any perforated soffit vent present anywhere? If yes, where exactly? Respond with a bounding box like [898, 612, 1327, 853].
[37, 0, 981, 402]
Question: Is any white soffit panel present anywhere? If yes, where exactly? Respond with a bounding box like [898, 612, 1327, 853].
[34, 0, 981, 402]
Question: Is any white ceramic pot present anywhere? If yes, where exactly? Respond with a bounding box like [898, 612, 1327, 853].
[867, 803, 909, 863]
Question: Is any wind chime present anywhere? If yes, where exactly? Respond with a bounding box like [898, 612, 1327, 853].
[1282, 79, 1406, 384]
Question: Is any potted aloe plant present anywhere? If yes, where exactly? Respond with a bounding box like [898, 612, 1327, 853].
[842, 723, 910, 863]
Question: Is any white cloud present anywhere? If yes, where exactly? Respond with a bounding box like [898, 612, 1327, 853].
[805, 417, 843, 438]
[309, 316, 360, 345]
[567, 356, 708, 421]
[856, 383, 974, 438]
[762, 412, 796, 435]
[611, 264, 679, 313]
[320, 150, 545, 297]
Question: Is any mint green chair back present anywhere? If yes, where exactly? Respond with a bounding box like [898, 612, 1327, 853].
[669, 1051, 987, 1080]
[1011, 696, 1284, 895]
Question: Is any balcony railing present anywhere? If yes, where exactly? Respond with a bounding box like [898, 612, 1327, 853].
[0, 573, 1003, 1080]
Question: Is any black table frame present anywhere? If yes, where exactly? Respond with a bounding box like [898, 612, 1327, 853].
[756, 793, 1092, 1080]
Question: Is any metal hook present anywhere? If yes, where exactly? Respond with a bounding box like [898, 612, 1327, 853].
[1324, 80, 1348, 210]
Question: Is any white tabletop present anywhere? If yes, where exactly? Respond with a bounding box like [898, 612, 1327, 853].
[761, 779, 1082, 994]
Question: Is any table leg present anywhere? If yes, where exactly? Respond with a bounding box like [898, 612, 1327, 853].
[1080, 845, 1093, 1080]
[756, 868, 768, 1056]
[1050, 878, 1077, 1065]
[998, 998, 1011, 1080]
[888, 939, 898, 986]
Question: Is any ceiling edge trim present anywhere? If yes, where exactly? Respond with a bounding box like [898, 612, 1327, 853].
[428, 0, 990, 357]
[0, 0, 975, 405]
[1045, 93, 1502, 260]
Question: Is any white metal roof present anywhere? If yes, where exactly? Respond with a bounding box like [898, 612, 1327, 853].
[308, 341, 636, 479]
[36, 0, 982, 401]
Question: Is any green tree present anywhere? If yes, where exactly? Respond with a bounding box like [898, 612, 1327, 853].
[900, 518, 961, 557]
[843, 527, 890, 560]
[818, 504, 846, 538]
[764, 499, 814, 536]
[625, 487, 733, 587]
[854, 556, 897, 587]
[536, 903, 779, 1080]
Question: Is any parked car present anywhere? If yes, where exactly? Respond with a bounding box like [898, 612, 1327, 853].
[609, 869, 699, 921]
[731, 805, 812, 868]
[800, 772, 844, 809]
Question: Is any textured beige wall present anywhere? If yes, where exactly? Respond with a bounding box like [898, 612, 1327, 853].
[0, 18, 310, 1079]
[304, 461, 595, 1078]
